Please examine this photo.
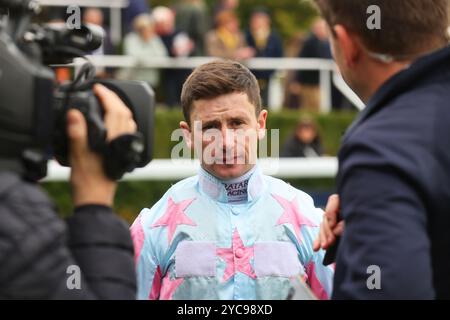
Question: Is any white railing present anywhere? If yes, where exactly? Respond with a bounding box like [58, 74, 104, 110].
[75, 56, 365, 112]
[44, 157, 339, 182]
[35, 1, 365, 111]
[36, 0, 128, 7]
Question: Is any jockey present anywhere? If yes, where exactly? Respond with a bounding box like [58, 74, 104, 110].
[131, 60, 334, 300]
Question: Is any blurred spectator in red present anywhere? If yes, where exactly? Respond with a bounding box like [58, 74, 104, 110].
[281, 117, 324, 158]
[153, 6, 194, 108]
[206, 10, 254, 60]
[121, 14, 168, 88]
[174, 0, 210, 56]
[245, 8, 283, 107]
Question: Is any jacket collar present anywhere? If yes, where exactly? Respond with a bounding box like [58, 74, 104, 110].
[198, 164, 266, 204]
[343, 45, 450, 143]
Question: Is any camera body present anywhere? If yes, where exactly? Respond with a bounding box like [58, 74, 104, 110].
[0, 0, 154, 180]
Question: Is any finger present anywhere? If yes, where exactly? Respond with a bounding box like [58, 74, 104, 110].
[325, 194, 340, 227]
[67, 109, 88, 159]
[105, 110, 135, 141]
[319, 221, 327, 248]
[129, 119, 137, 132]
[322, 217, 335, 249]
[313, 237, 320, 252]
[93, 84, 124, 113]
[333, 221, 345, 237]
[94, 84, 135, 141]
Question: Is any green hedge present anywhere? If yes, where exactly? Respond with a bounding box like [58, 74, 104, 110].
[43, 109, 356, 224]
[153, 109, 355, 158]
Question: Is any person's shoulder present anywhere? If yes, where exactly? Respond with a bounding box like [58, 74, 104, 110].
[263, 175, 316, 206]
[270, 30, 282, 41]
[0, 172, 52, 208]
[349, 91, 438, 150]
[205, 29, 217, 40]
[340, 88, 445, 184]
[0, 172, 58, 244]
[138, 176, 199, 222]
[263, 175, 323, 223]
[167, 175, 199, 195]
[123, 32, 139, 45]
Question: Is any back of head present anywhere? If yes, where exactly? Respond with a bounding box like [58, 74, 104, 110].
[314, 0, 449, 59]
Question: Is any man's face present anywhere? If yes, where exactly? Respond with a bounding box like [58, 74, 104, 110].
[155, 14, 175, 35]
[83, 10, 104, 26]
[137, 25, 155, 41]
[296, 125, 316, 144]
[181, 92, 267, 180]
[225, 18, 240, 33]
[250, 14, 270, 34]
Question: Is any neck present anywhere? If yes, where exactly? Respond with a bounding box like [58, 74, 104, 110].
[202, 165, 256, 182]
[360, 61, 412, 103]
[199, 165, 264, 204]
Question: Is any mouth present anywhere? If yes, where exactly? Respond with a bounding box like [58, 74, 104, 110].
[219, 155, 246, 165]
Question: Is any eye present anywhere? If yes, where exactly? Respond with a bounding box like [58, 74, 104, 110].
[231, 119, 244, 127]
[202, 124, 215, 131]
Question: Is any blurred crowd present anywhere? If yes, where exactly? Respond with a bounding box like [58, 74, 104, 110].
[40, 0, 357, 158]
[42, 0, 353, 114]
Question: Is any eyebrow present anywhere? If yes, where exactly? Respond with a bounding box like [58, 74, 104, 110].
[201, 119, 221, 128]
[227, 117, 248, 125]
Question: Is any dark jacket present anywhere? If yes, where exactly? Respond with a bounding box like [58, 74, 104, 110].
[296, 33, 332, 85]
[0, 171, 136, 299]
[333, 45, 450, 299]
[245, 30, 284, 80]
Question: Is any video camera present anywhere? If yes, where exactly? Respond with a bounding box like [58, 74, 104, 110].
[0, 0, 154, 181]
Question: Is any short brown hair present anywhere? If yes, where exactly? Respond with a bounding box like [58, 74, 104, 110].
[181, 60, 262, 123]
[314, 0, 449, 58]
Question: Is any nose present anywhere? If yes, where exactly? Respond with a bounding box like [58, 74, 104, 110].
[222, 125, 234, 145]
[221, 125, 236, 155]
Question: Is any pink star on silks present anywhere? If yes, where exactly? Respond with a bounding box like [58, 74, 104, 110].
[217, 228, 256, 282]
[272, 194, 317, 244]
[130, 215, 145, 263]
[151, 197, 197, 243]
[160, 271, 184, 300]
[149, 267, 184, 300]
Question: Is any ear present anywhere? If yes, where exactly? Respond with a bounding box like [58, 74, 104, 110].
[180, 121, 193, 149]
[257, 110, 268, 140]
[333, 24, 361, 68]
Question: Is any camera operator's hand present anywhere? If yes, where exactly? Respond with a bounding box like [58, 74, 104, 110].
[67, 84, 137, 207]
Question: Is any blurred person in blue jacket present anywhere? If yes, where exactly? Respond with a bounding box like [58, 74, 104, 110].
[245, 8, 283, 107]
[123, 0, 151, 34]
[154, 6, 194, 108]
